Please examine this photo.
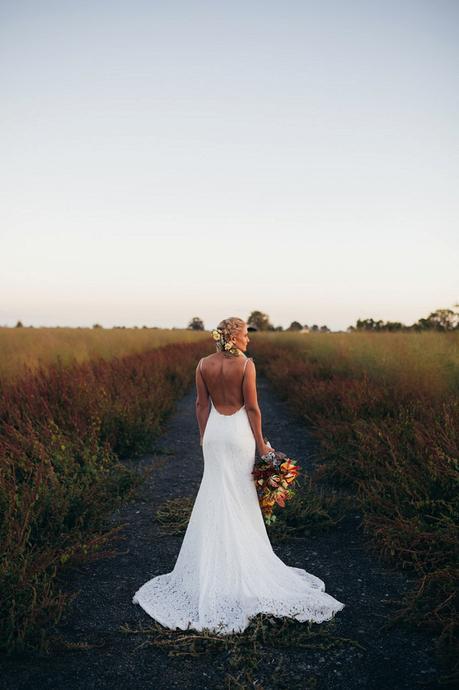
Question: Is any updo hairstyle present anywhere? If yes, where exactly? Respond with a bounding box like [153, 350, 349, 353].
[212, 317, 246, 355]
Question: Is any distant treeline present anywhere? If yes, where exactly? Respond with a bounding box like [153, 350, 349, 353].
[6, 304, 459, 332]
[188, 306, 459, 333]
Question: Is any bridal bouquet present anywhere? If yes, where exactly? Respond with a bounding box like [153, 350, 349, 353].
[252, 440, 301, 526]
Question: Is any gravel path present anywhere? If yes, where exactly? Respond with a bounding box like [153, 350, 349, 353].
[1, 375, 442, 689]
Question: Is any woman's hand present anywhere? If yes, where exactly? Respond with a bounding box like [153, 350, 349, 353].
[258, 441, 275, 458]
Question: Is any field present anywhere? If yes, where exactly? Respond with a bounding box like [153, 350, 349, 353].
[0, 328, 457, 683]
[0, 328, 210, 654]
[0, 326, 206, 385]
[252, 331, 458, 682]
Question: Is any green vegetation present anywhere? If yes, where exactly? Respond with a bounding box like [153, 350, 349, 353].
[0, 341, 208, 654]
[0, 326, 207, 384]
[250, 330, 458, 684]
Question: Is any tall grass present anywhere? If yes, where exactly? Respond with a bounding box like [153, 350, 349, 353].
[2, 327, 457, 679]
[0, 341, 210, 655]
[251, 330, 459, 398]
[0, 327, 207, 385]
[250, 331, 458, 684]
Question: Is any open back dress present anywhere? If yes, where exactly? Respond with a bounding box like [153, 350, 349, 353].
[132, 354, 345, 634]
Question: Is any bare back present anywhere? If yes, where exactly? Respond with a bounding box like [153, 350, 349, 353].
[199, 353, 252, 415]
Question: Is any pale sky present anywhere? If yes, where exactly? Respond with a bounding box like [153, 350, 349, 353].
[1, 0, 458, 331]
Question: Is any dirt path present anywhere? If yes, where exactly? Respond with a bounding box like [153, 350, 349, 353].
[1, 376, 441, 689]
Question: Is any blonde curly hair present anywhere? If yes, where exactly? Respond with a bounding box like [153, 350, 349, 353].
[211, 317, 246, 356]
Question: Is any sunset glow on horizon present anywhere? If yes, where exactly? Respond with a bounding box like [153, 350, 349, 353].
[1, 1, 458, 331]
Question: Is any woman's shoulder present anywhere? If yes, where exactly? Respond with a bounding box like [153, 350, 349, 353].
[199, 353, 219, 367]
[202, 353, 219, 362]
[200, 353, 254, 363]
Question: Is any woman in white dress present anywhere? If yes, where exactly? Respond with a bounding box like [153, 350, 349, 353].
[132, 317, 345, 634]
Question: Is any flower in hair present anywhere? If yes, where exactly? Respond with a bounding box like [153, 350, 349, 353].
[211, 326, 241, 356]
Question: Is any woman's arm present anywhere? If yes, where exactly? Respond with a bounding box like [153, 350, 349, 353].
[243, 359, 270, 455]
[195, 362, 210, 445]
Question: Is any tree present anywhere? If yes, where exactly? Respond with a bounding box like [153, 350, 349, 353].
[384, 321, 404, 332]
[15, 320, 23, 328]
[92, 323, 103, 328]
[247, 311, 273, 331]
[349, 304, 459, 332]
[287, 321, 303, 331]
[355, 318, 384, 331]
[188, 317, 205, 330]
[414, 308, 459, 331]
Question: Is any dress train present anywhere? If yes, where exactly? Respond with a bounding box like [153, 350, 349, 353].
[132, 385, 345, 634]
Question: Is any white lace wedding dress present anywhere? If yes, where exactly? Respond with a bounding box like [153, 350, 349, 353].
[132, 356, 345, 635]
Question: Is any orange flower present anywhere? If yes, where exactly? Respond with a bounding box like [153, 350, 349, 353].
[253, 449, 301, 525]
[274, 492, 287, 508]
[280, 459, 298, 472]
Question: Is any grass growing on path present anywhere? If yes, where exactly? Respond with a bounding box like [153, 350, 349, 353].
[121, 612, 364, 689]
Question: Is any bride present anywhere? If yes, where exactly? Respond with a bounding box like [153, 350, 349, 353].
[132, 317, 345, 634]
